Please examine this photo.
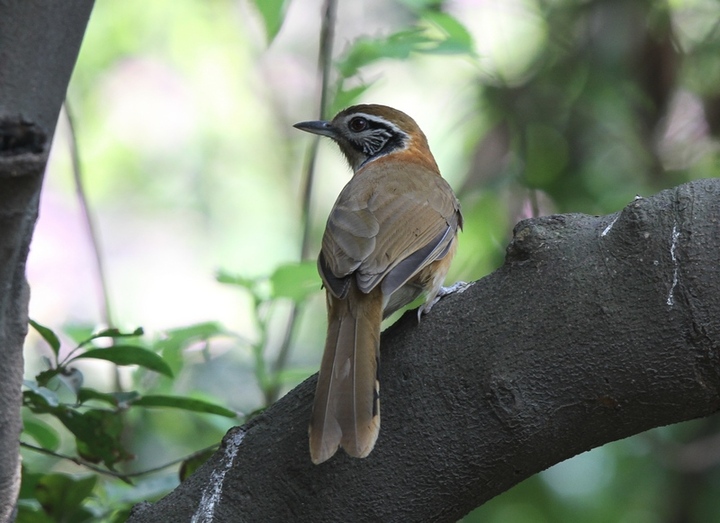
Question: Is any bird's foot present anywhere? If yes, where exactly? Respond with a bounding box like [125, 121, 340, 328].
[417, 281, 472, 321]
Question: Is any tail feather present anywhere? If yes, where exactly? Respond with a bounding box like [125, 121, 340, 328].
[309, 285, 382, 464]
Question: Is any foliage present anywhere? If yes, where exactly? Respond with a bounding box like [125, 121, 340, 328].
[19, 321, 235, 520]
[216, 261, 320, 403]
[19, 0, 720, 521]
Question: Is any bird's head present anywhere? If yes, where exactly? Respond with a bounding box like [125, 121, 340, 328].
[294, 104, 435, 172]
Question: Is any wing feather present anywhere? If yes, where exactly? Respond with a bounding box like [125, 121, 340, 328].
[319, 159, 460, 308]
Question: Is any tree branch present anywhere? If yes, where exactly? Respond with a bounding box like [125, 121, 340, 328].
[0, 1, 95, 520]
[128, 179, 720, 523]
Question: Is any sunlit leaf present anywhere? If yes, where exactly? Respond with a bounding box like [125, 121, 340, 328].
[72, 346, 173, 378]
[29, 319, 61, 357]
[270, 261, 321, 301]
[336, 29, 434, 78]
[251, 0, 287, 44]
[216, 269, 258, 289]
[61, 323, 96, 346]
[132, 395, 237, 418]
[422, 11, 475, 55]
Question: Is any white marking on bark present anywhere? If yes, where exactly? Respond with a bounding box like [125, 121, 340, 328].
[601, 215, 619, 237]
[667, 224, 680, 306]
[191, 429, 245, 523]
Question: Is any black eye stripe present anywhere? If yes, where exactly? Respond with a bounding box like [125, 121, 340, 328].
[341, 114, 408, 165]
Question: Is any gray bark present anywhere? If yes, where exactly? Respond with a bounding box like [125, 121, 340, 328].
[0, 2, 94, 520]
[128, 179, 720, 522]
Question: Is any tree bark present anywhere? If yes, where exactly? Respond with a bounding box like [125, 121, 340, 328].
[128, 178, 720, 523]
[0, 2, 94, 520]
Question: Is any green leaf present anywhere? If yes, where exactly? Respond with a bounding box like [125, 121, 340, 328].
[179, 448, 216, 482]
[78, 327, 144, 348]
[217, 270, 272, 301]
[106, 508, 134, 523]
[22, 416, 61, 451]
[23, 384, 60, 409]
[335, 16, 474, 82]
[422, 11, 475, 55]
[160, 322, 225, 343]
[72, 346, 173, 378]
[336, 29, 433, 78]
[29, 319, 61, 357]
[132, 395, 237, 418]
[154, 322, 226, 377]
[330, 83, 373, 117]
[77, 388, 140, 408]
[14, 504, 55, 523]
[397, 0, 443, 8]
[61, 323, 96, 346]
[19, 465, 43, 499]
[270, 261, 321, 301]
[216, 269, 258, 289]
[34, 368, 60, 388]
[57, 367, 84, 395]
[56, 409, 133, 468]
[252, 0, 287, 44]
[34, 473, 97, 519]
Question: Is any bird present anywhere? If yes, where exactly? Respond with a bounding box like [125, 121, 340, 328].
[294, 104, 463, 465]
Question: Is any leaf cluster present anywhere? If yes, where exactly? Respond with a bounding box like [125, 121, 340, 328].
[19, 321, 235, 521]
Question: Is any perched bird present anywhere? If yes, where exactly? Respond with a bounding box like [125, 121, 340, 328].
[294, 104, 462, 465]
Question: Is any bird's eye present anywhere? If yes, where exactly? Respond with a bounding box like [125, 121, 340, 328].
[348, 117, 368, 133]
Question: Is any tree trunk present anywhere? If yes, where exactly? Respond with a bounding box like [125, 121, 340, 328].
[0, 2, 94, 520]
[127, 178, 720, 523]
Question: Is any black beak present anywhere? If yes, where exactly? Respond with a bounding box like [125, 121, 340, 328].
[293, 120, 336, 138]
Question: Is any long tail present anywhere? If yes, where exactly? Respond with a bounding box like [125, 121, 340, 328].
[309, 284, 382, 464]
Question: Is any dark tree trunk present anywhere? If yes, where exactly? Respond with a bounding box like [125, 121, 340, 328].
[0, 2, 94, 520]
[128, 179, 720, 523]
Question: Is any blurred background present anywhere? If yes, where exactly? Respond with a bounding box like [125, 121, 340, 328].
[20, 0, 720, 521]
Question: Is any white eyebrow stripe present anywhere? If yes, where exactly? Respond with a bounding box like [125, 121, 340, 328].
[349, 113, 405, 136]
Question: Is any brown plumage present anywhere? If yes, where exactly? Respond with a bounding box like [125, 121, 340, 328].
[294, 104, 462, 464]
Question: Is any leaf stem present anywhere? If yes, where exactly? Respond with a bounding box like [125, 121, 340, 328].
[265, 0, 338, 404]
[20, 440, 219, 483]
[63, 102, 114, 329]
[64, 102, 123, 394]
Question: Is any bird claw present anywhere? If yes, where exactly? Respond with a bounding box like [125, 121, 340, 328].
[417, 281, 471, 322]
[438, 281, 471, 297]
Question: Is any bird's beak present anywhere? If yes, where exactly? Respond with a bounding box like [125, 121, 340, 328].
[293, 120, 336, 138]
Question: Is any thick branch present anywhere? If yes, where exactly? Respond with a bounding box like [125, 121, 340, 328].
[129, 179, 720, 523]
[0, 2, 94, 520]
